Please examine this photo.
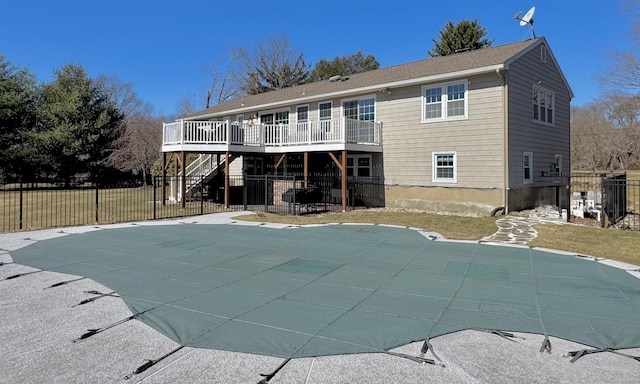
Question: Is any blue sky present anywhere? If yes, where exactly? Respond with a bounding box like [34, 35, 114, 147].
[2, 1, 634, 117]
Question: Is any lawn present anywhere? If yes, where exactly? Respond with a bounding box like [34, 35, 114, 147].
[235, 210, 640, 267]
[0, 186, 227, 232]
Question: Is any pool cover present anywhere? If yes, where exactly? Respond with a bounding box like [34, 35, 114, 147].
[10, 223, 640, 362]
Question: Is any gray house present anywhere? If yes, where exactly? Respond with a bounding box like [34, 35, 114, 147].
[162, 37, 573, 215]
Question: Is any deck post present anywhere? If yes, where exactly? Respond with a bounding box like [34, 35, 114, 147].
[224, 151, 230, 207]
[341, 150, 347, 211]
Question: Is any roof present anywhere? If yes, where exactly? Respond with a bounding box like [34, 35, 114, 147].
[184, 37, 567, 120]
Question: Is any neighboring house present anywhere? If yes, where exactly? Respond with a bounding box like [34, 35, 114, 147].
[162, 37, 573, 215]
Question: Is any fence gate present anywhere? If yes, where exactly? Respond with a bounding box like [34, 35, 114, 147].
[601, 173, 627, 226]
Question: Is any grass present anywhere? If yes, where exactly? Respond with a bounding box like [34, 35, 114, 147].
[1, 187, 228, 232]
[235, 210, 640, 266]
[529, 223, 640, 266]
[236, 211, 500, 240]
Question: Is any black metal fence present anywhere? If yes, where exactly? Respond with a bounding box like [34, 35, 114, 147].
[1, 174, 385, 233]
[0, 176, 229, 233]
[568, 172, 640, 230]
[241, 174, 384, 215]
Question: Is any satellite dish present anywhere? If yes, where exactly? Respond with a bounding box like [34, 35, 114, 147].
[514, 6, 537, 38]
[520, 6, 535, 26]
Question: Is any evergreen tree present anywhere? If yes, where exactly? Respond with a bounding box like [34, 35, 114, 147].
[0, 55, 38, 181]
[238, 34, 310, 95]
[30, 64, 123, 183]
[308, 51, 380, 82]
[428, 19, 494, 57]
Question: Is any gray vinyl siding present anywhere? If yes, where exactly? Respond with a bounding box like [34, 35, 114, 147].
[506, 43, 571, 189]
[380, 73, 505, 189]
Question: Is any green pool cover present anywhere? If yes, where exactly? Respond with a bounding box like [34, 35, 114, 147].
[11, 223, 640, 361]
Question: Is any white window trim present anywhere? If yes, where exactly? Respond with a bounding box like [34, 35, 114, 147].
[422, 81, 468, 123]
[432, 152, 457, 183]
[532, 84, 554, 126]
[541, 45, 547, 63]
[318, 101, 332, 120]
[523, 151, 533, 184]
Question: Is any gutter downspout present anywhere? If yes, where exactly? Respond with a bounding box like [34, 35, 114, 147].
[497, 68, 509, 214]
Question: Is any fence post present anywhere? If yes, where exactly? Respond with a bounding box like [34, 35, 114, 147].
[95, 181, 99, 224]
[243, 172, 248, 211]
[200, 175, 204, 215]
[264, 174, 268, 213]
[153, 176, 157, 220]
[19, 181, 23, 230]
[292, 176, 296, 216]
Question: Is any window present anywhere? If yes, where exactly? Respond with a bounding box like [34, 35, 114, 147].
[296, 105, 308, 123]
[532, 85, 554, 124]
[422, 82, 467, 121]
[343, 97, 375, 121]
[447, 83, 466, 117]
[275, 111, 289, 125]
[424, 87, 442, 119]
[347, 155, 371, 177]
[541, 45, 547, 63]
[319, 102, 332, 121]
[432, 152, 456, 182]
[523, 152, 533, 184]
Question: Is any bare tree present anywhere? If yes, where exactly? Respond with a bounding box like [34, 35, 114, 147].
[95, 75, 152, 124]
[177, 94, 200, 116]
[571, 94, 640, 171]
[599, 0, 640, 93]
[203, 51, 243, 107]
[107, 114, 162, 184]
[571, 104, 611, 170]
[603, 93, 640, 169]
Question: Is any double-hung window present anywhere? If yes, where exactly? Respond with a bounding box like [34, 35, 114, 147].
[422, 81, 467, 121]
[532, 85, 554, 124]
[319, 102, 332, 121]
[432, 152, 457, 183]
[297, 105, 308, 124]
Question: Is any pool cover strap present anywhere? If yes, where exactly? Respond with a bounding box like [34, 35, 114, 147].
[73, 314, 135, 342]
[124, 346, 185, 380]
[568, 348, 640, 363]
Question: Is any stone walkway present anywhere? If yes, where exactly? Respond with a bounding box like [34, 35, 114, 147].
[480, 207, 567, 245]
[480, 215, 539, 244]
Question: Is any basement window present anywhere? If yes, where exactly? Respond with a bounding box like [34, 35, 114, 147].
[432, 152, 457, 183]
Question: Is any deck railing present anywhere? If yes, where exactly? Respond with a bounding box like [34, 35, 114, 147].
[163, 118, 381, 147]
